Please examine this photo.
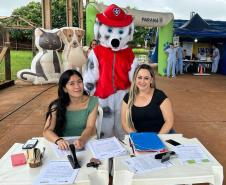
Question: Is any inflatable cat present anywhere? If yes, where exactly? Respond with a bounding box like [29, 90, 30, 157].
[60, 27, 87, 73]
[84, 4, 138, 139]
[17, 28, 62, 84]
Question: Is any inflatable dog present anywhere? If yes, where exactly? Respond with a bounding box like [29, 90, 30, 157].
[60, 27, 87, 73]
[84, 4, 138, 139]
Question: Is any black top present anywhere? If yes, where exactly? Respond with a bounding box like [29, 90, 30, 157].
[123, 89, 167, 133]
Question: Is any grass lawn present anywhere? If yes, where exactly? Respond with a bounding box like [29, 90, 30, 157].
[0, 50, 33, 80]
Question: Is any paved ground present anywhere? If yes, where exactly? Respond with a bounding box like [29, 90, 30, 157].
[0, 74, 225, 184]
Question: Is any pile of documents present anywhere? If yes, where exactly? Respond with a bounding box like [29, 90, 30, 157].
[87, 137, 127, 159]
[124, 153, 172, 174]
[130, 132, 166, 152]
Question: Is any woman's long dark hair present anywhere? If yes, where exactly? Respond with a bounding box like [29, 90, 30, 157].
[45, 69, 88, 136]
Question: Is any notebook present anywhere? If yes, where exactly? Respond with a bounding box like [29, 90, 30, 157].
[129, 132, 165, 152]
[11, 153, 26, 166]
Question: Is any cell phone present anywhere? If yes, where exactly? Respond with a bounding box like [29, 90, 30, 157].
[166, 139, 181, 146]
[22, 139, 38, 149]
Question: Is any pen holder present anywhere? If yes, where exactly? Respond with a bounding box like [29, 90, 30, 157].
[26, 148, 44, 168]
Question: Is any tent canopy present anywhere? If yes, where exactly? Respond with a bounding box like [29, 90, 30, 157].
[174, 13, 226, 38]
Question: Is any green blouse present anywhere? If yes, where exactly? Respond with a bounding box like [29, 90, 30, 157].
[63, 96, 98, 136]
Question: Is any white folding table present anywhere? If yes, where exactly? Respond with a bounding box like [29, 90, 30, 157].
[0, 137, 109, 185]
[113, 134, 223, 185]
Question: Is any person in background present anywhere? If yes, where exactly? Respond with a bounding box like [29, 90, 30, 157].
[165, 43, 177, 78]
[121, 63, 174, 134]
[197, 49, 206, 60]
[43, 69, 98, 150]
[211, 44, 220, 73]
[87, 39, 98, 57]
[176, 43, 184, 75]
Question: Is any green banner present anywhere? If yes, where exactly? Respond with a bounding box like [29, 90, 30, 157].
[158, 20, 173, 76]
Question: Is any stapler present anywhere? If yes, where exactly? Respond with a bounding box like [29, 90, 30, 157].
[67, 144, 81, 169]
[155, 151, 176, 163]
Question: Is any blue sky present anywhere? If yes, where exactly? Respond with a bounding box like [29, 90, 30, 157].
[1, 0, 226, 21]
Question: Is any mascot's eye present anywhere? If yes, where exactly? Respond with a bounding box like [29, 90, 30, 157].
[69, 34, 72, 37]
[119, 30, 124, 34]
[108, 28, 113, 33]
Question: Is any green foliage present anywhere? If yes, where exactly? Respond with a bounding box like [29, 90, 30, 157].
[132, 48, 149, 54]
[10, 2, 42, 40]
[129, 27, 156, 48]
[0, 50, 33, 80]
[5, 0, 79, 41]
[52, 0, 78, 28]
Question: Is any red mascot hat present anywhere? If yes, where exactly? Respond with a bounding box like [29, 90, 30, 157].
[96, 4, 133, 27]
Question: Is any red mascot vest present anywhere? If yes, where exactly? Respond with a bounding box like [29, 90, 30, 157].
[93, 45, 134, 98]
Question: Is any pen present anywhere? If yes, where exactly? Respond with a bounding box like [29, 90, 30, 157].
[129, 138, 135, 156]
[117, 138, 127, 146]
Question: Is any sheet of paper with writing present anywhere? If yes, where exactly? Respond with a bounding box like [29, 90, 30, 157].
[50, 137, 85, 158]
[173, 144, 210, 164]
[87, 137, 127, 159]
[33, 160, 79, 185]
[124, 153, 172, 174]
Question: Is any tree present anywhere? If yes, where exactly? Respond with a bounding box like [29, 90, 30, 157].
[5, 0, 79, 42]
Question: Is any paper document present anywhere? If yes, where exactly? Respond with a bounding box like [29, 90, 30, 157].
[124, 153, 172, 174]
[33, 160, 79, 185]
[87, 137, 127, 159]
[173, 144, 210, 164]
[50, 137, 85, 158]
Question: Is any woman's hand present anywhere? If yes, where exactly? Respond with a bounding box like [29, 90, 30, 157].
[56, 138, 69, 150]
[74, 138, 85, 150]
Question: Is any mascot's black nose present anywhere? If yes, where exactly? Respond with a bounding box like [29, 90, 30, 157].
[111, 39, 120, 48]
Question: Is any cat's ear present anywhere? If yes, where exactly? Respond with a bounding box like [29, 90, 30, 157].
[75, 28, 85, 43]
[35, 28, 45, 37]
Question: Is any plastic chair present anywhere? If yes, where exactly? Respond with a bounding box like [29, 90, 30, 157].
[95, 106, 103, 139]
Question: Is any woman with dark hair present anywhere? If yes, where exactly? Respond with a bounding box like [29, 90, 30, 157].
[43, 69, 98, 150]
[121, 63, 174, 134]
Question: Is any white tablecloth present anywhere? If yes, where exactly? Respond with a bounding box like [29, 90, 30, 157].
[113, 134, 223, 185]
[0, 137, 109, 185]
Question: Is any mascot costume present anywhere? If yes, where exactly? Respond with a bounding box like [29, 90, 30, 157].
[17, 28, 62, 84]
[84, 4, 138, 139]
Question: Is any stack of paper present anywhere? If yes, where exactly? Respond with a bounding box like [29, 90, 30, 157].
[130, 132, 166, 152]
[87, 137, 127, 159]
[124, 153, 172, 174]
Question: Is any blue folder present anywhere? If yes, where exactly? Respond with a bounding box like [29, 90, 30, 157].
[129, 132, 165, 151]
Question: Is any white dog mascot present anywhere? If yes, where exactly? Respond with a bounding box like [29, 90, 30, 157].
[84, 4, 138, 139]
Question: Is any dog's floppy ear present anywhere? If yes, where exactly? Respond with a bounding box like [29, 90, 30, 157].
[74, 28, 85, 43]
[59, 27, 69, 43]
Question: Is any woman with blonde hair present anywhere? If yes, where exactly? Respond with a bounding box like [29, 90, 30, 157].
[121, 63, 174, 134]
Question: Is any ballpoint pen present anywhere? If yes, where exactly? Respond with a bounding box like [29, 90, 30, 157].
[129, 138, 135, 157]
